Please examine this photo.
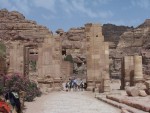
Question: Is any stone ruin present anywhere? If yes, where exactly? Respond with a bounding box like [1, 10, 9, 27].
[0, 9, 111, 93]
[85, 23, 110, 92]
[119, 54, 150, 98]
[121, 55, 143, 89]
[2, 9, 150, 96]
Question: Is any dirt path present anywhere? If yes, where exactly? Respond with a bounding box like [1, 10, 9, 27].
[24, 91, 121, 113]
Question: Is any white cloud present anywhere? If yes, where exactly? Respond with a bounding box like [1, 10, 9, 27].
[0, 0, 12, 9]
[98, 10, 113, 18]
[42, 14, 55, 20]
[92, 0, 112, 6]
[60, 0, 114, 18]
[12, 0, 30, 14]
[32, 0, 56, 13]
[71, 0, 97, 18]
[59, 0, 74, 15]
[131, 0, 150, 9]
[0, 0, 113, 19]
[0, 0, 30, 15]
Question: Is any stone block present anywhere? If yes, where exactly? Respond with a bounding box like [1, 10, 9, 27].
[139, 90, 147, 97]
[145, 80, 150, 89]
[135, 83, 147, 90]
[126, 86, 139, 96]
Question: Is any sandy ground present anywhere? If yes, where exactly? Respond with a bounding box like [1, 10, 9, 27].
[24, 91, 120, 113]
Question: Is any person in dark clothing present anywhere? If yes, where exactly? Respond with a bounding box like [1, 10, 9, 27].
[5, 88, 21, 113]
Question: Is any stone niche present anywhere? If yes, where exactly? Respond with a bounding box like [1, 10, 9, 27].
[85, 23, 110, 92]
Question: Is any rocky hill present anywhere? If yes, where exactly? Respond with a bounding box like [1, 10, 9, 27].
[58, 23, 134, 78]
[0, 9, 52, 43]
[102, 24, 132, 49]
[113, 19, 150, 77]
[58, 27, 87, 77]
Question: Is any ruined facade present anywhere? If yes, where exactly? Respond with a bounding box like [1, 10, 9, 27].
[85, 23, 110, 92]
[8, 41, 24, 74]
[121, 55, 143, 89]
[0, 10, 109, 92]
[61, 61, 73, 81]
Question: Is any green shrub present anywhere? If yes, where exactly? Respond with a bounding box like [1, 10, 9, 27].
[64, 55, 73, 63]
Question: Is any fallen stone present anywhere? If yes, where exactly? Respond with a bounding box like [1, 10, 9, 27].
[126, 87, 139, 96]
[139, 90, 147, 97]
[135, 83, 147, 90]
[145, 80, 150, 89]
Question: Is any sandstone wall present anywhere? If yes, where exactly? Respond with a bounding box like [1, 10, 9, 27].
[61, 61, 73, 81]
[85, 23, 110, 92]
[116, 19, 150, 78]
[0, 9, 52, 76]
[60, 27, 86, 77]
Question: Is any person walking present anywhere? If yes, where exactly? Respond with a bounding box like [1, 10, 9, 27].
[5, 88, 21, 113]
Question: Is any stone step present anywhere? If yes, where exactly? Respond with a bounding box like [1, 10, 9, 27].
[106, 95, 150, 112]
[96, 96, 148, 113]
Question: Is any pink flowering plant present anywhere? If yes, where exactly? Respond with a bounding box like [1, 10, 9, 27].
[4, 73, 42, 101]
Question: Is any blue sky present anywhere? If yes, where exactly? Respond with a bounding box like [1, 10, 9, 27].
[0, 0, 150, 32]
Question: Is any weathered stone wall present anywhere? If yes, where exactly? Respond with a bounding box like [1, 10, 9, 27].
[51, 35, 62, 80]
[60, 27, 87, 77]
[8, 41, 24, 74]
[121, 55, 143, 89]
[37, 35, 62, 82]
[85, 23, 110, 92]
[37, 36, 53, 77]
[61, 61, 73, 81]
[0, 9, 52, 77]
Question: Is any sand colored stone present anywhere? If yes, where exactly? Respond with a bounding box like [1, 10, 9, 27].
[85, 23, 110, 92]
[134, 55, 143, 82]
[8, 41, 24, 75]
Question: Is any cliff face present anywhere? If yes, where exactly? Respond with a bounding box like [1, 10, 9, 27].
[0, 9, 52, 43]
[59, 27, 87, 77]
[115, 19, 150, 77]
[137, 19, 150, 28]
[102, 24, 132, 49]
[60, 24, 134, 78]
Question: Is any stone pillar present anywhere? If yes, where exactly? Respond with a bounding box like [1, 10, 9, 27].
[61, 61, 73, 81]
[85, 24, 103, 91]
[37, 37, 53, 78]
[121, 56, 134, 89]
[134, 55, 143, 83]
[85, 23, 110, 92]
[103, 42, 110, 92]
[124, 56, 134, 83]
[103, 72, 110, 92]
[8, 41, 24, 75]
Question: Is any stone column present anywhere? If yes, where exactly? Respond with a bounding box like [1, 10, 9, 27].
[121, 56, 134, 89]
[134, 55, 143, 83]
[103, 42, 110, 92]
[8, 41, 24, 75]
[124, 56, 134, 83]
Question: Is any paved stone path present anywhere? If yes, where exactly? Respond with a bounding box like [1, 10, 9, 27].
[24, 91, 121, 113]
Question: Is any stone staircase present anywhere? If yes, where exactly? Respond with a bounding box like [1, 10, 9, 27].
[96, 94, 149, 113]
